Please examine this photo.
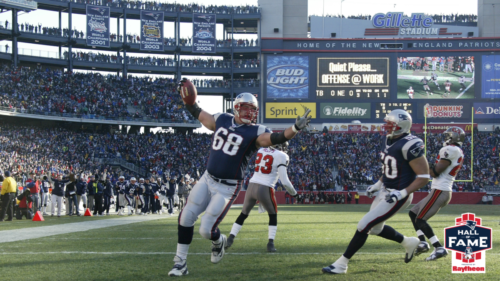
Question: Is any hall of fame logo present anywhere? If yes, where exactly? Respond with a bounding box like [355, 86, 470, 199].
[444, 213, 492, 273]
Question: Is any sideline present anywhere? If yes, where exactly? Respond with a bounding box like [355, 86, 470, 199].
[0, 215, 176, 244]
[0, 251, 499, 256]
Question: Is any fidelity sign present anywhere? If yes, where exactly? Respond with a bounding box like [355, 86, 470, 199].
[321, 103, 371, 119]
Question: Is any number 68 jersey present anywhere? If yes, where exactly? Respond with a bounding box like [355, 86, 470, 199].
[432, 145, 464, 191]
[207, 113, 271, 180]
[380, 134, 425, 191]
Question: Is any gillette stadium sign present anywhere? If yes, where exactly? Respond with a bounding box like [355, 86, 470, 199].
[371, 13, 439, 36]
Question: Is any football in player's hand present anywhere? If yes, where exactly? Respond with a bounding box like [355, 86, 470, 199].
[178, 78, 197, 106]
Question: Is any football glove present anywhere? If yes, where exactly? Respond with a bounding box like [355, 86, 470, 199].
[294, 109, 312, 131]
[385, 189, 408, 203]
[366, 181, 383, 198]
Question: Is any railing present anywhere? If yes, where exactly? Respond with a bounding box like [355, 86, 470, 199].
[94, 157, 147, 176]
[51, 0, 261, 14]
[192, 79, 260, 88]
[0, 106, 200, 125]
[19, 48, 61, 59]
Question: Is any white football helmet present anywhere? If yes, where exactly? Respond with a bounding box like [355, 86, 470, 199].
[233, 92, 258, 124]
[382, 109, 412, 138]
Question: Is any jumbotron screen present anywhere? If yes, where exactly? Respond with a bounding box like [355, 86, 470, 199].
[397, 56, 475, 99]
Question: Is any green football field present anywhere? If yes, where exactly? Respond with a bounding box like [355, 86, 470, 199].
[0, 204, 499, 281]
[397, 70, 475, 99]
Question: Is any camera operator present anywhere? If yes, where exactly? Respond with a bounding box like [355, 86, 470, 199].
[16, 188, 33, 220]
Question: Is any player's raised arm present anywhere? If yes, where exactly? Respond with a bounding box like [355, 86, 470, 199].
[178, 78, 216, 131]
[256, 109, 312, 148]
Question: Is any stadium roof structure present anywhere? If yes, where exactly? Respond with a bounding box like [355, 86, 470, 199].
[0, 0, 37, 11]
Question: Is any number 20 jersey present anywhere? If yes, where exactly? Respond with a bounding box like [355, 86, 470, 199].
[431, 145, 464, 192]
[207, 113, 271, 180]
[250, 148, 289, 188]
[380, 133, 425, 191]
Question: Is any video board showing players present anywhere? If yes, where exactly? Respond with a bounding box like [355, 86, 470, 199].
[316, 57, 390, 99]
[397, 56, 475, 99]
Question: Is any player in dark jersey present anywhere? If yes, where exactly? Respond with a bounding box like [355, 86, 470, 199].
[430, 72, 440, 90]
[322, 109, 430, 274]
[168, 80, 311, 277]
[420, 77, 432, 95]
[116, 176, 127, 215]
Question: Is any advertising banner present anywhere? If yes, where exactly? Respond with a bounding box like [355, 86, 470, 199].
[267, 55, 309, 99]
[140, 11, 164, 51]
[86, 5, 110, 48]
[320, 103, 371, 119]
[411, 123, 476, 133]
[192, 13, 216, 53]
[323, 123, 382, 132]
[422, 104, 468, 119]
[481, 55, 500, 99]
[473, 102, 500, 119]
[265, 102, 316, 119]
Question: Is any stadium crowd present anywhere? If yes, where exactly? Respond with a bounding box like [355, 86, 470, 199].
[0, 125, 496, 196]
[63, 0, 260, 14]
[0, 124, 498, 219]
[191, 78, 259, 89]
[0, 65, 196, 122]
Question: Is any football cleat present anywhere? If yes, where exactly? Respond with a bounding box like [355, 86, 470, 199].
[168, 256, 188, 276]
[415, 241, 430, 256]
[402, 237, 420, 263]
[225, 234, 235, 250]
[322, 263, 347, 274]
[426, 247, 448, 261]
[267, 241, 277, 252]
[211, 234, 227, 264]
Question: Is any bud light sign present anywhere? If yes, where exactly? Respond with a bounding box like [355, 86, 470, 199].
[267, 55, 309, 99]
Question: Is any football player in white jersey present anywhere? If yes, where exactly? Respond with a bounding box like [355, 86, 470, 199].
[225, 142, 296, 252]
[409, 127, 465, 261]
[407, 86, 414, 99]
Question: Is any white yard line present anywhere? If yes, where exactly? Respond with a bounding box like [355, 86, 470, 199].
[0, 251, 499, 256]
[0, 215, 176, 244]
[456, 82, 474, 99]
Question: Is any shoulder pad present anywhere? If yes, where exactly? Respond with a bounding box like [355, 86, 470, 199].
[402, 138, 424, 160]
[257, 125, 269, 136]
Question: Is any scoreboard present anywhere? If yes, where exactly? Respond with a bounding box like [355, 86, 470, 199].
[262, 38, 500, 124]
[375, 103, 413, 119]
[316, 57, 390, 99]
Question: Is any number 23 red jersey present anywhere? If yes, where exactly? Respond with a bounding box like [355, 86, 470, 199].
[250, 148, 289, 188]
